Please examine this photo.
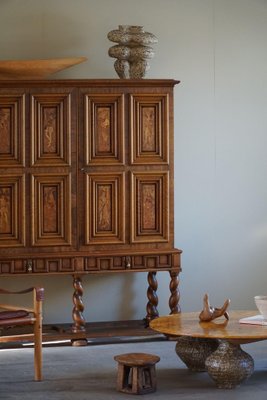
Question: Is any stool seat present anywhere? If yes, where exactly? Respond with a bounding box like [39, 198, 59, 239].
[114, 352, 160, 395]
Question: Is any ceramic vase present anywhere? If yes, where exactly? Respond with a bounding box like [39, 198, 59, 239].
[175, 336, 219, 372]
[107, 25, 158, 79]
[205, 340, 254, 389]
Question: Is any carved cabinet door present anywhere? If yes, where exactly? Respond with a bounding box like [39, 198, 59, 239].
[0, 88, 75, 251]
[129, 93, 171, 244]
[79, 88, 172, 251]
[80, 92, 126, 247]
[0, 91, 26, 247]
[30, 90, 73, 247]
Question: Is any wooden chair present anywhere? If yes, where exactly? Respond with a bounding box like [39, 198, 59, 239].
[0, 287, 44, 381]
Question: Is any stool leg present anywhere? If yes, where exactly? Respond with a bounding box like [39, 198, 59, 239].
[143, 367, 152, 389]
[149, 365, 157, 392]
[124, 366, 132, 389]
[117, 363, 129, 391]
[131, 366, 139, 394]
[141, 365, 157, 394]
[133, 366, 155, 395]
[116, 363, 124, 391]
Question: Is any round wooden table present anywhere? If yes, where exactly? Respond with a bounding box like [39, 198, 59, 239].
[150, 311, 267, 389]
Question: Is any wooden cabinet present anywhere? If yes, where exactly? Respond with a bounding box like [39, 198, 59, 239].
[0, 79, 182, 332]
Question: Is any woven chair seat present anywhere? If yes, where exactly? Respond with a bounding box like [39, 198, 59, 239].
[0, 310, 29, 320]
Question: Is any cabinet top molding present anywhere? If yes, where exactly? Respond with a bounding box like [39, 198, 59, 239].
[0, 79, 180, 88]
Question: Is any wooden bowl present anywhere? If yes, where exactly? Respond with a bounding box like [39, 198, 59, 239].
[0, 57, 87, 79]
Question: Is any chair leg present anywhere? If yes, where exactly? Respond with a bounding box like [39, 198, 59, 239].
[34, 295, 43, 381]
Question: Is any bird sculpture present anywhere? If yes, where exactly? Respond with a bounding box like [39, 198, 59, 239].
[199, 293, 230, 322]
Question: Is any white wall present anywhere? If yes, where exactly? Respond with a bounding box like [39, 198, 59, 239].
[0, 0, 267, 323]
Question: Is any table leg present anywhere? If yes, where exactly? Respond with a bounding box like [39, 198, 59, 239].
[205, 340, 254, 389]
[175, 336, 219, 372]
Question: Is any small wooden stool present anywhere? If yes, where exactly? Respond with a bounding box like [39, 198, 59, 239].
[114, 352, 160, 395]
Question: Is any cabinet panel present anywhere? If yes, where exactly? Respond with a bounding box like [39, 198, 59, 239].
[130, 94, 169, 165]
[84, 93, 125, 165]
[31, 173, 71, 246]
[0, 175, 25, 247]
[131, 254, 171, 269]
[131, 172, 169, 243]
[0, 94, 25, 167]
[85, 256, 126, 271]
[83, 253, 173, 271]
[32, 257, 80, 273]
[85, 172, 125, 244]
[31, 93, 71, 166]
[0, 259, 29, 274]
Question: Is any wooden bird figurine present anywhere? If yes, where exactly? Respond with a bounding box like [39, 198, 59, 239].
[199, 293, 230, 322]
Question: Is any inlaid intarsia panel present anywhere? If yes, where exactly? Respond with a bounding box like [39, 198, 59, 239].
[84, 94, 124, 165]
[0, 175, 25, 246]
[85, 172, 125, 244]
[0, 94, 25, 166]
[130, 94, 169, 164]
[131, 172, 169, 243]
[31, 173, 71, 246]
[31, 93, 71, 166]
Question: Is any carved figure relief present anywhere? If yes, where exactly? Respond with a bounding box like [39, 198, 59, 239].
[96, 107, 111, 153]
[43, 108, 57, 153]
[0, 108, 11, 154]
[142, 107, 155, 152]
[97, 185, 111, 231]
[43, 186, 57, 233]
[142, 184, 156, 230]
[0, 188, 11, 233]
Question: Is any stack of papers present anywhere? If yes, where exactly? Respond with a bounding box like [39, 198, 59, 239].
[239, 315, 267, 326]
